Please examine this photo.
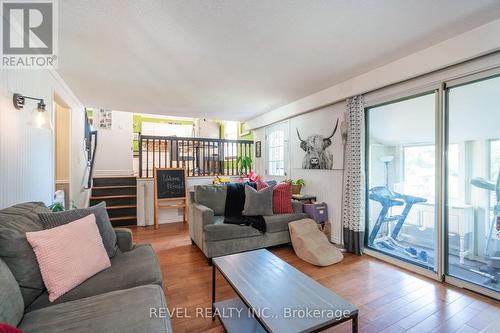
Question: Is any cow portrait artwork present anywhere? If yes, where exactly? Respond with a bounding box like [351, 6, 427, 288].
[296, 118, 339, 169]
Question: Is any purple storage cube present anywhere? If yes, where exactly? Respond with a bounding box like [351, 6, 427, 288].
[303, 202, 328, 223]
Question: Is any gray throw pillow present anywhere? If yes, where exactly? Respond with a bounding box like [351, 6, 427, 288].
[242, 185, 273, 216]
[194, 185, 227, 215]
[0, 202, 49, 307]
[38, 202, 118, 258]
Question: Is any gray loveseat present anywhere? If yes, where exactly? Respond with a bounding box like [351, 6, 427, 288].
[189, 184, 307, 263]
[0, 202, 172, 333]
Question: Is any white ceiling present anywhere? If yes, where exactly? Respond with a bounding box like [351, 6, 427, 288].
[58, 0, 500, 120]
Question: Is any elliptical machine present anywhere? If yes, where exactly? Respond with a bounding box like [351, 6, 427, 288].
[368, 186, 428, 262]
[470, 168, 500, 286]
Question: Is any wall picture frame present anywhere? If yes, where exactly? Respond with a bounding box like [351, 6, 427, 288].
[239, 122, 251, 137]
[292, 105, 344, 170]
[255, 141, 262, 158]
[98, 109, 112, 129]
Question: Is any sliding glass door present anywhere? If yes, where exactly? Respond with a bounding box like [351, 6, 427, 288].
[445, 75, 500, 293]
[366, 92, 437, 271]
[365, 69, 500, 298]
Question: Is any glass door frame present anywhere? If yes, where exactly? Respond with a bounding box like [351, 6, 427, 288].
[443, 68, 500, 300]
[363, 63, 500, 299]
[364, 85, 443, 282]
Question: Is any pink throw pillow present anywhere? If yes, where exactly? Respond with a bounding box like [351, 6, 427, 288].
[26, 214, 111, 302]
[273, 182, 293, 214]
[256, 179, 268, 191]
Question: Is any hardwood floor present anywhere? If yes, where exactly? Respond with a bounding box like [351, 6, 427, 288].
[131, 223, 499, 333]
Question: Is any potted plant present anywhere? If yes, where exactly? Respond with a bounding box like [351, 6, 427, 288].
[48, 202, 65, 212]
[237, 156, 253, 177]
[48, 200, 76, 212]
[285, 179, 305, 194]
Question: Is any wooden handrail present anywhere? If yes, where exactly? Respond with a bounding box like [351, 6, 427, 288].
[139, 134, 253, 144]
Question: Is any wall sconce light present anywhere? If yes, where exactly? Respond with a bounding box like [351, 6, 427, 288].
[13, 93, 52, 130]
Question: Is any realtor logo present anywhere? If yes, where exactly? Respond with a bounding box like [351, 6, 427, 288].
[1, 0, 58, 68]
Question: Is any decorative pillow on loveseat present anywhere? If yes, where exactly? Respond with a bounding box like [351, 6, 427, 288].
[256, 179, 277, 190]
[256, 179, 268, 191]
[26, 214, 111, 302]
[38, 202, 118, 258]
[242, 185, 273, 216]
[272, 182, 293, 214]
[194, 184, 227, 215]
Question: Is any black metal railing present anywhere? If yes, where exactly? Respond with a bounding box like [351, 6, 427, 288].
[84, 111, 98, 189]
[138, 134, 253, 178]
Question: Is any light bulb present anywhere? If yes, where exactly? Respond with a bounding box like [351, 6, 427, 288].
[28, 105, 52, 130]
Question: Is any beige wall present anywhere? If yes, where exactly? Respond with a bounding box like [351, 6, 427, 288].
[55, 103, 71, 182]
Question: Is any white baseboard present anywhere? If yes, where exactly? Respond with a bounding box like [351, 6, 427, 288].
[330, 236, 342, 245]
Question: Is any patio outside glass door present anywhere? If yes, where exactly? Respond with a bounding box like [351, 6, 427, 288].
[366, 92, 437, 272]
[445, 74, 500, 294]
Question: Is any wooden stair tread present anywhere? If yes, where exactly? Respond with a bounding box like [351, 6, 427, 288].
[106, 205, 137, 210]
[91, 195, 137, 199]
[92, 185, 136, 189]
[110, 216, 137, 221]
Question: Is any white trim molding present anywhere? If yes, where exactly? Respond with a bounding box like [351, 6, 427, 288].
[364, 248, 440, 281]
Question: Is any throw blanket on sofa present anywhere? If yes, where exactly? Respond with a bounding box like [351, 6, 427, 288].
[224, 216, 266, 233]
[223, 182, 266, 232]
[224, 182, 255, 218]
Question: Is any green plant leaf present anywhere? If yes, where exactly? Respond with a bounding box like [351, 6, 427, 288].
[48, 202, 65, 212]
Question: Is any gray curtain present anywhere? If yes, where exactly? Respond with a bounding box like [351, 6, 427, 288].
[342, 95, 365, 255]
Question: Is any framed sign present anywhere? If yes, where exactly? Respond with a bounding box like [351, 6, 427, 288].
[153, 168, 187, 229]
[255, 141, 262, 158]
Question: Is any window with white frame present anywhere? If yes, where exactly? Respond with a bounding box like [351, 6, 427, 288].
[402, 143, 461, 203]
[489, 139, 500, 218]
[223, 121, 238, 158]
[223, 121, 238, 140]
[265, 122, 288, 176]
[490, 140, 500, 180]
[403, 144, 436, 200]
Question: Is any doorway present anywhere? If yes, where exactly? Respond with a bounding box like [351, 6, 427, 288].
[365, 92, 438, 272]
[364, 69, 500, 300]
[54, 96, 71, 209]
[445, 73, 500, 297]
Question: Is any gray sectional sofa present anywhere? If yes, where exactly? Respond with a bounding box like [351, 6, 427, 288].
[189, 184, 307, 263]
[0, 202, 172, 333]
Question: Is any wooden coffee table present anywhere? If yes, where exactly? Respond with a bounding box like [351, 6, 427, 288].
[212, 249, 358, 333]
